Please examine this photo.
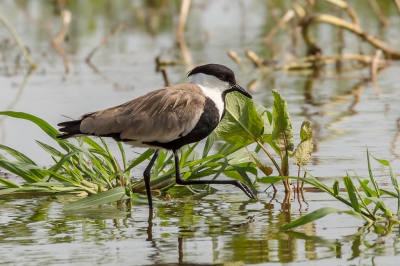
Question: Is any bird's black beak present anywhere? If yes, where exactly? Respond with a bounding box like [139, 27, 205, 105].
[231, 84, 252, 99]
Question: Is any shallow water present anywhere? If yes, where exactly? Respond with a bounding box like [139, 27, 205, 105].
[1, 0, 400, 265]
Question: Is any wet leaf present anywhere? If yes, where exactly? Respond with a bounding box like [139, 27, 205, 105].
[214, 91, 264, 146]
[293, 121, 313, 166]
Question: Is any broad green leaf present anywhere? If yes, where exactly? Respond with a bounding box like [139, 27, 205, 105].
[214, 91, 264, 145]
[271, 89, 294, 152]
[299, 120, 313, 141]
[293, 121, 313, 166]
[254, 102, 273, 135]
[63, 186, 129, 210]
[281, 207, 343, 230]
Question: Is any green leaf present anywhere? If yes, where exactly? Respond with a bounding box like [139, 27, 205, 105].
[202, 133, 215, 158]
[0, 177, 21, 188]
[343, 176, 360, 213]
[254, 102, 273, 135]
[366, 149, 380, 196]
[371, 153, 400, 215]
[230, 165, 257, 195]
[281, 207, 343, 230]
[0, 159, 42, 183]
[257, 175, 287, 184]
[0, 188, 20, 196]
[63, 186, 129, 210]
[125, 149, 155, 173]
[0, 111, 59, 138]
[36, 141, 65, 157]
[293, 121, 313, 166]
[247, 150, 273, 176]
[271, 89, 294, 152]
[0, 144, 37, 165]
[214, 91, 264, 145]
[333, 180, 339, 196]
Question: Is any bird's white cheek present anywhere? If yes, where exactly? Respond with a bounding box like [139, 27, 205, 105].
[197, 85, 224, 120]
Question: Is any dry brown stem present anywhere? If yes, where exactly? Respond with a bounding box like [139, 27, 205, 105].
[176, 0, 193, 69]
[326, 0, 359, 26]
[394, 0, 400, 14]
[86, 23, 125, 63]
[301, 14, 400, 59]
[264, 10, 295, 43]
[370, 49, 382, 94]
[369, 0, 390, 27]
[245, 50, 264, 68]
[52, 10, 72, 74]
[160, 68, 170, 87]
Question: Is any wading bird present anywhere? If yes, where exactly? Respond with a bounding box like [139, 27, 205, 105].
[58, 64, 257, 208]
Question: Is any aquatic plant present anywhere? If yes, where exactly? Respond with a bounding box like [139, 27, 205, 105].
[277, 149, 400, 230]
[0, 90, 312, 209]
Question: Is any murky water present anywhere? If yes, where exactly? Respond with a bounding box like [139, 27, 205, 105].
[1, 0, 400, 265]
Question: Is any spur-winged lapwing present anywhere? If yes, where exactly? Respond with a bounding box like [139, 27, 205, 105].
[57, 63, 257, 208]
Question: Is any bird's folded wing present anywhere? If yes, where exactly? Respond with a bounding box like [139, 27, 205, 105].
[79, 84, 206, 143]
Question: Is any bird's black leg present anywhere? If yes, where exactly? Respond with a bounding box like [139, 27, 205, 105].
[172, 150, 257, 200]
[144, 149, 160, 209]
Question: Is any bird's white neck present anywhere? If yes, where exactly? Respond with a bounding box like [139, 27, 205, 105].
[190, 73, 229, 120]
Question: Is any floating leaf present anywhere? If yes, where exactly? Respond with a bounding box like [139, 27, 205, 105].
[293, 121, 313, 166]
[214, 91, 264, 146]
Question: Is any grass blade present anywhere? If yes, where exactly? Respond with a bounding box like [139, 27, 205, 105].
[343, 175, 361, 213]
[63, 186, 129, 210]
[281, 207, 342, 230]
[125, 149, 155, 173]
[202, 132, 215, 158]
[0, 177, 21, 188]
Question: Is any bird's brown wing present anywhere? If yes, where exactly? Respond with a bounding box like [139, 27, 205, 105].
[79, 84, 206, 143]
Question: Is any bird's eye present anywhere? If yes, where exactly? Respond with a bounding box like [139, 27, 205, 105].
[218, 75, 225, 81]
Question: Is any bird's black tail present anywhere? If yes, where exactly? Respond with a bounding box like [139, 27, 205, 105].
[57, 120, 83, 139]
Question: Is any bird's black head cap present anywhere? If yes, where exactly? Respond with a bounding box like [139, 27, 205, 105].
[188, 64, 236, 85]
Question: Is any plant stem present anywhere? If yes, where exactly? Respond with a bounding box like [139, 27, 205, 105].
[256, 140, 283, 176]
